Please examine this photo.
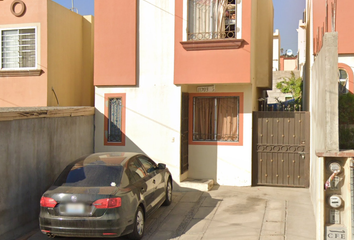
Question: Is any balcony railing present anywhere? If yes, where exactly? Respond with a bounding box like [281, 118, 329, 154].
[188, 0, 236, 41]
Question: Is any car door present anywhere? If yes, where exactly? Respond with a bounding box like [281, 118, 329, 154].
[137, 155, 165, 208]
[127, 158, 155, 213]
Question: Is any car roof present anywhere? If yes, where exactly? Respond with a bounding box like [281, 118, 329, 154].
[79, 152, 143, 166]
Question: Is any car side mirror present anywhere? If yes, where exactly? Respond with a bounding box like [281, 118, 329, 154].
[157, 163, 166, 169]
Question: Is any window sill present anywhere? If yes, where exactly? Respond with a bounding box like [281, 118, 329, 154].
[0, 69, 43, 77]
[189, 141, 242, 146]
[180, 39, 245, 51]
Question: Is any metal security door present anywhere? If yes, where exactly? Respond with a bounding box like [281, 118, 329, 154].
[181, 93, 189, 174]
[252, 111, 310, 187]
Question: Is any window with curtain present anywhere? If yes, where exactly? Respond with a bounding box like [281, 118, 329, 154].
[188, 0, 236, 40]
[193, 96, 239, 142]
[1, 28, 36, 69]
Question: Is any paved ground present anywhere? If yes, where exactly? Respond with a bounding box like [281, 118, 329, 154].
[24, 186, 316, 240]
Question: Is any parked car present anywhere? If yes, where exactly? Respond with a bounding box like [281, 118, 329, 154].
[39, 152, 172, 239]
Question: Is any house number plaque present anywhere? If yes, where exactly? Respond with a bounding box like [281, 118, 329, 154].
[11, 0, 26, 17]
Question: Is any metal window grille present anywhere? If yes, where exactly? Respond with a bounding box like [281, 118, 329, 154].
[193, 96, 239, 142]
[108, 98, 122, 143]
[188, 0, 236, 41]
[1, 28, 36, 69]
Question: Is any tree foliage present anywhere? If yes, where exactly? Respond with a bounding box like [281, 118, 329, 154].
[339, 93, 354, 149]
[275, 71, 303, 110]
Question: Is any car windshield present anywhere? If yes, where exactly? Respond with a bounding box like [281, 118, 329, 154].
[54, 164, 124, 187]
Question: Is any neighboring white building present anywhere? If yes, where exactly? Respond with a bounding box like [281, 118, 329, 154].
[297, 19, 306, 76]
[273, 29, 281, 71]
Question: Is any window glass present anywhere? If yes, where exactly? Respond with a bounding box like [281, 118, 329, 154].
[108, 97, 122, 142]
[339, 69, 348, 80]
[188, 0, 236, 40]
[138, 156, 157, 174]
[1, 28, 36, 69]
[193, 96, 239, 142]
[128, 159, 146, 183]
[54, 164, 123, 187]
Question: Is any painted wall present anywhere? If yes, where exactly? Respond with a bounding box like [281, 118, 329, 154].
[94, 0, 137, 86]
[251, 0, 273, 89]
[313, 0, 354, 55]
[185, 84, 252, 186]
[174, 0, 252, 85]
[95, 0, 182, 181]
[309, 33, 339, 240]
[283, 58, 297, 71]
[0, 0, 48, 107]
[47, 1, 94, 106]
[0, 108, 94, 240]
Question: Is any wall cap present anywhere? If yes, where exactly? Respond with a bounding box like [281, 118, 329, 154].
[316, 150, 354, 157]
[0, 107, 94, 121]
[180, 39, 245, 51]
[0, 69, 42, 77]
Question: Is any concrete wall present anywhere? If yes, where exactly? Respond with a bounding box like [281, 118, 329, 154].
[0, 108, 94, 240]
[309, 32, 338, 240]
[47, 1, 94, 106]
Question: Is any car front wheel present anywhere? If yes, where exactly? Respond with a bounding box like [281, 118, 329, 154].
[162, 179, 172, 206]
[128, 206, 144, 240]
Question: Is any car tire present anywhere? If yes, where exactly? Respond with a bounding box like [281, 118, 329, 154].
[162, 179, 172, 206]
[128, 206, 145, 240]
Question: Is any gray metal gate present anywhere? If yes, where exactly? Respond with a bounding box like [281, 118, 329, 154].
[252, 111, 310, 187]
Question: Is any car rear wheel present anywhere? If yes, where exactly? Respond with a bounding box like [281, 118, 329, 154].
[128, 206, 144, 240]
[162, 179, 172, 206]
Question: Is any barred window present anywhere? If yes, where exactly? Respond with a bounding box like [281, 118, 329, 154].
[193, 96, 239, 142]
[1, 28, 36, 69]
[188, 0, 236, 41]
[108, 98, 123, 143]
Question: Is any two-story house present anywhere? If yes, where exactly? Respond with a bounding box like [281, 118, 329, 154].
[94, 0, 273, 187]
[0, 0, 94, 107]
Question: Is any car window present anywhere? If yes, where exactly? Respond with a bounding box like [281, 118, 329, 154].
[54, 164, 123, 187]
[138, 156, 157, 174]
[128, 158, 146, 183]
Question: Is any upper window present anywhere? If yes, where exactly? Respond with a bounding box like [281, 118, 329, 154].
[339, 68, 348, 94]
[192, 95, 239, 142]
[104, 93, 126, 146]
[188, 0, 236, 41]
[1, 28, 36, 69]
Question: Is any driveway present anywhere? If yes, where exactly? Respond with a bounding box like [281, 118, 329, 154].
[25, 186, 316, 240]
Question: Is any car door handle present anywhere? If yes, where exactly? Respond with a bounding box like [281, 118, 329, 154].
[141, 187, 146, 193]
[153, 179, 156, 184]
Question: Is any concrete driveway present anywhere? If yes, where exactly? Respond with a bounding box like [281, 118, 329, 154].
[25, 186, 316, 240]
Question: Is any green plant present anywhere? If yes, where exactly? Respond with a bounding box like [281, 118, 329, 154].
[275, 71, 303, 111]
[338, 92, 354, 149]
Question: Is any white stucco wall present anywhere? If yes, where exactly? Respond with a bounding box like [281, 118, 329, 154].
[273, 30, 280, 71]
[95, 0, 182, 181]
[187, 85, 253, 186]
[297, 20, 306, 76]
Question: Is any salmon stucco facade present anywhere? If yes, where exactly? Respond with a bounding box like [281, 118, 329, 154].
[0, 0, 94, 107]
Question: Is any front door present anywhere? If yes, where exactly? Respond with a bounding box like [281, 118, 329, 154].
[181, 93, 189, 174]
